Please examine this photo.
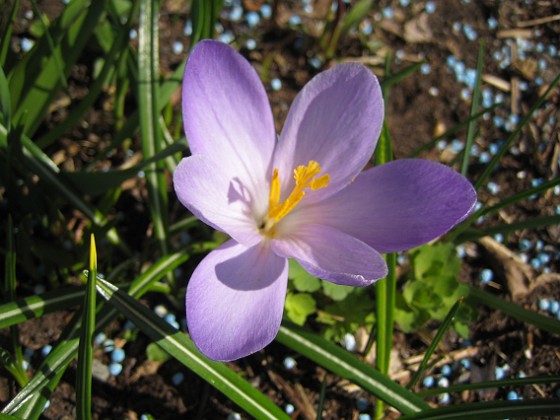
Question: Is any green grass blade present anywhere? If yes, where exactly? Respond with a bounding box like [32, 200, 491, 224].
[418, 375, 560, 397]
[95, 277, 289, 420]
[474, 71, 560, 191]
[63, 141, 186, 196]
[3, 217, 26, 385]
[467, 286, 560, 335]
[35, 0, 140, 148]
[138, 0, 170, 262]
[374, 103, 396, 418]
[400, 399, 560, 419]
[0, 0, 19, 66]
[456, 214, 560, 243]
[461, 42, 484, 176]
[276, 323, 430, 414]
[381, 61, 423, 90]
[30, 0, 68, 90]
[75, 235, 97, 420]
[0, 65, 11, 133]
[10, 0, 106, 136]
[2, 253, 188, 415]
[0, 287, 84, 330]
[449, 176, 560, 243]
[408, 299, 463, 390]
[408, 104, 500, 158]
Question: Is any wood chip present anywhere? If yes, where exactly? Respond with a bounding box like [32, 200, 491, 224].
[497, 29, 533, 39]
[517, 13, 560, 28]
[482, 74, 511, 92]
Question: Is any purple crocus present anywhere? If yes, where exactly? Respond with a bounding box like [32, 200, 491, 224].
[174, 40, 476, 361]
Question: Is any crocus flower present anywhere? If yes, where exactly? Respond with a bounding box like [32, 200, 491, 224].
[174, 40, 476, 361]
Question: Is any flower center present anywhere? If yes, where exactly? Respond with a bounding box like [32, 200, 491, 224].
[260, 160, 330, 237]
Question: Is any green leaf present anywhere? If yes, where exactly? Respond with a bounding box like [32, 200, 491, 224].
[467, 286, 560, 335]
[0, 65, 10, 131]
[289, 259, 321, 292]
[95, 277, 289, 419]
[400, 399, 560, 419]
[285, 293, 316, 326]
[76, 235, 97, 420]
[146, 342, 170, 362]
[138, 0, 171, 267]
[408, 299, 463, 389]
[276, 323, 430, 414]
[461, 42, 484, 176]
[322, 281, 353, 301]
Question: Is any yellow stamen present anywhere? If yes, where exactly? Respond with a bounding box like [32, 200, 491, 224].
[264, 160, 330, 234]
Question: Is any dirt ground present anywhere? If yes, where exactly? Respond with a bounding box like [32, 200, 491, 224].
[1, 0, 559, 418]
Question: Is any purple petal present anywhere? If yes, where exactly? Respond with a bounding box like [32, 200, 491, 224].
[186, 240, 288, 361]
[300, 159, 477, 253]
[183, 40, 275, 198]
[174, 155, 263, 247]
[272, 224, 387, 286]
[273, 63, 383, 205]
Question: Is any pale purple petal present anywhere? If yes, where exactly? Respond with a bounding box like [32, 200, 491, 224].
[299, 159, 477, 253]
[183, 40, 275, 201]
[173, 155, 262, 247]
[272, 63, 383, 205]
[271, 224, 387, 286]
[186, 240, 288, 361]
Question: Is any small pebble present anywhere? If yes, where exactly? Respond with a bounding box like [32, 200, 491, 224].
[487, 181, 499, 194]
[103, 339, 115, 352]
[246, 11, 260, 28]
[425, 1, 436, 13]
[271, 78, 282, 91]
[479, 268, 493, 284]
[356, 397, 369, 411]
[21, 37, 34, 52]
[530, 258, 542, 269]
[495, 366, 505, 380]
[519, 239, 532, 251]
[260, 4, 272, 19]
[283, 356, 296, 370]
[507, 390, 519, 400]
[228, 5, 243, 21]
[172, 41, 183, 55]
[154, 305, 168, 317]
[382, 7, 394, 19]
[539, 299, 550, 311]
[111, 348, 126, 363]
[95, 332, 107, 345]
[342, 333, 357, 351]
[288, 14, 302, 26]
[438, 377, 450, 388]
[438, 393, 450, 404]
[246, 38, 256, 50]
[172, 372, 185, 385]
[41, 345, 53, 357]
[285, 404, 295, 415]
[423, 376, 435, 388]
[108, 362, 123, 376]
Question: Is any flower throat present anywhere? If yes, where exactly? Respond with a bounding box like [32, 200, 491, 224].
[260, 160, 330, 237]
